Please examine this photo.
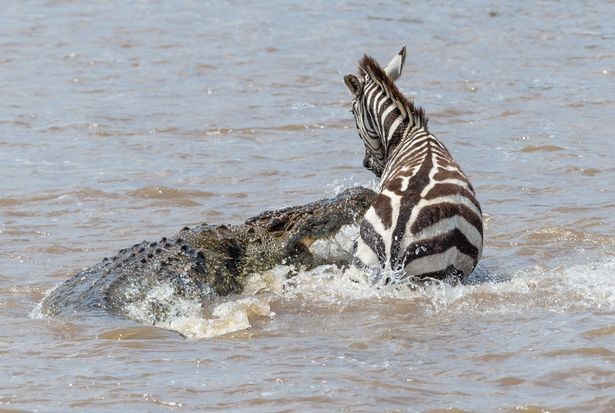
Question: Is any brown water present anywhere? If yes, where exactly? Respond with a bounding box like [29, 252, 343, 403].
[1, 1, 615, 411]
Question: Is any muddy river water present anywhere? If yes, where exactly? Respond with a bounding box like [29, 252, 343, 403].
[1, 1, 614, 412]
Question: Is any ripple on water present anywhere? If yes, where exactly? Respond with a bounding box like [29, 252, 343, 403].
[125, 186, 215, 200]
[543, 347, 615, 358]
[562, 166, 604, 176]
[495, 376, 525, 386]
[97, 327, 175, 341]
[526, 226, 615, 245]
[519, 144, 566, 153]
[0, 406, 35, 413]
[423, 410, 473, 413]
[583, 325, 615, 338]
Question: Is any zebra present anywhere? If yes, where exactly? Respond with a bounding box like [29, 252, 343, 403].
[343, 46, 483, 284]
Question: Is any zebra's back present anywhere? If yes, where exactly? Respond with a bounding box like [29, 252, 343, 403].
[357, 134, 483, 283]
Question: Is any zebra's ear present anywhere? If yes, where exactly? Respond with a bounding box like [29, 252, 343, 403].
[344, 74, 362, 98]
[383, 46, 406, 82]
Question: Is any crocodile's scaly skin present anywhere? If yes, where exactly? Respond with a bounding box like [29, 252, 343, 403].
[40, 187, 376, 323]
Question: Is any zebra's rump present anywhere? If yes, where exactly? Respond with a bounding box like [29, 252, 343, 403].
[356, 190, 483, 283]
[400, 228, 480, 281]
[397, 200, 483, 281]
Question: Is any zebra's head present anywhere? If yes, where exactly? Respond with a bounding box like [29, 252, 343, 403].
[344, 46, 407, 178]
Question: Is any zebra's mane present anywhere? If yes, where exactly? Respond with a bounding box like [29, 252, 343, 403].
[358, 55, 428, 127]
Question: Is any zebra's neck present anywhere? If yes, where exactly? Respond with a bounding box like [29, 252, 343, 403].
[385, 112, 427, 154]
[378, 116, 430, 188]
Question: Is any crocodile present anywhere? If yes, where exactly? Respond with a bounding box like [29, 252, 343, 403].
[39, 187, 376, 324]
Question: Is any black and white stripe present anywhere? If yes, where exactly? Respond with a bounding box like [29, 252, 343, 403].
[344, 47, 483, 283]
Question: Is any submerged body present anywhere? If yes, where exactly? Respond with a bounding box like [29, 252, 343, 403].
[39, 187, 375, 324]
[345, 48, 483, 283]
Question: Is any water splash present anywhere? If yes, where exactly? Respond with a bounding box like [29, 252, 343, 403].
[32, 247, 615, 339]
[101, 255, 615, 339]
[120, 283, 275, 339]
[276, 256, 615, 316]
[157, 297, 274, 340]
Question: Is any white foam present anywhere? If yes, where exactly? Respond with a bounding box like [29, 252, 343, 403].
[30, 283, 62, 319]
[123, 282, 275, 339]
[161, 297, 274, 340]
[309, 224, 359, 264]
[324, 177, 378, 196]
[277, 256, 615, 317]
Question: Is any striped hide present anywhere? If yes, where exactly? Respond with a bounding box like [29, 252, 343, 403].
[344, 46, 483, 284]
